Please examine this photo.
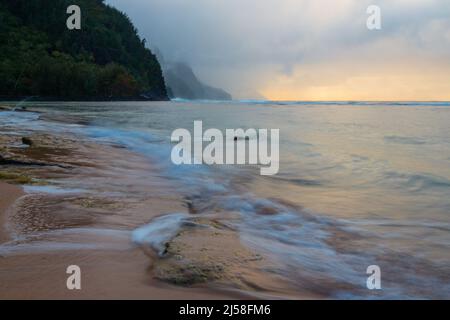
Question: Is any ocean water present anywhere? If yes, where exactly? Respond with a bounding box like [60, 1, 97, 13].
[1, 100, 449, 298]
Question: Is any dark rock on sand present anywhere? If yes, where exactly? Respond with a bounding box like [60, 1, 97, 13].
[185, 199, 197, 214]
[0, 153, 69, 169]
[22, 137, 33, 146]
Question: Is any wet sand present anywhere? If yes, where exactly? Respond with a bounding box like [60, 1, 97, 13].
[0, 249, 239, 300]
[0, 182, 23, 243]
[0, 131, 238, 299]
[0, 181, 234, 299]
[0, 119, 313, 300]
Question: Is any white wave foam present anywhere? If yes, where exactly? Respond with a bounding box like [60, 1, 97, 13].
[132, 213, 190, 256]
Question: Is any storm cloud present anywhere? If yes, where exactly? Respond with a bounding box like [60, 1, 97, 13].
[106, 0, 450, 100]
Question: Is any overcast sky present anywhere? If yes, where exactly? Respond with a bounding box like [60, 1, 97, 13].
[106, 0, 450, 100]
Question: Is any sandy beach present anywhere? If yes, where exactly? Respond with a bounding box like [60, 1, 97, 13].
[0, 190, 234, 300]
[0, 130, 232, 299]
[0, 182, 23, 243]
[2, 101, 448, 299]
[0, 138, 241, 299]
[0, 108, 310, 300]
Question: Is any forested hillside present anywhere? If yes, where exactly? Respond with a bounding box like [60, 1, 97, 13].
[0, 0, 168, 100]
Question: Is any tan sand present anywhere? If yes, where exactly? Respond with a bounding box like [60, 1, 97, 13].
[0, 119, 316, 300]
[0, 130, 259, 299]
[0, 182, 23, 243]
[0, 183, 244, 299]
[0, 249, 243, 300]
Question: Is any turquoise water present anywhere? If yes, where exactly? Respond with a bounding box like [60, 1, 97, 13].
[2, 100, 449, 298]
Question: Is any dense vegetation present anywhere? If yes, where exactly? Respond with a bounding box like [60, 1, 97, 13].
[0, 0, 168, 100]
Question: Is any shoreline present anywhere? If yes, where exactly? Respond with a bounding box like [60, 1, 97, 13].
[0, 96, 170, 103]
[0, 109, 312, 300]
[0, 109, 230, 299]
[2, 102, 449, 299]
[0, 123, 235, 299]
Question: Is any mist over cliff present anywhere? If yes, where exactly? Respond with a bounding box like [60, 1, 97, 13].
[152, 49, 231, 101]
[163, 62, 232, 101]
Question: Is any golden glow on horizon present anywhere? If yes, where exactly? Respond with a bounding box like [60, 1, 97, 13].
[261, 63, 450, 101]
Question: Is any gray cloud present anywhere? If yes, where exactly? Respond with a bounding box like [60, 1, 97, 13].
[106, 0, 450, 99]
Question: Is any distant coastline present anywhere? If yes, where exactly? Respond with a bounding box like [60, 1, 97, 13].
[0, 95, 170, 103]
